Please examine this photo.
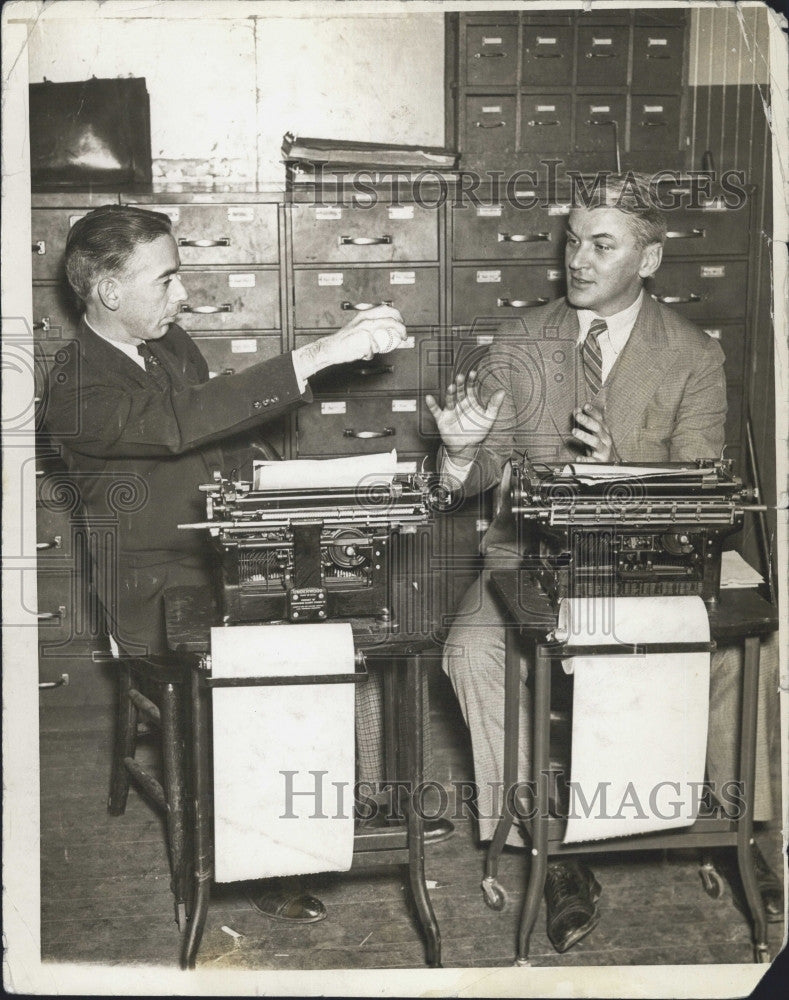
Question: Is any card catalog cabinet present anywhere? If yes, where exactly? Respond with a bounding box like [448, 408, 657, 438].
[447, 8, 688, 175]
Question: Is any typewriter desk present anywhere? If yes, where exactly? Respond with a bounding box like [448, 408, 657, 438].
[162, 584, 442, 969]
[485, 572, 779, 965]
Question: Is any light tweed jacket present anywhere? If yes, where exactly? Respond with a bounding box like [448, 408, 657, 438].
[442, 293, 728, 552]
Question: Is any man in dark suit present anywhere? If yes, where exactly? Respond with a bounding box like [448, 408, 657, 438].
[426, 174, 781, 952]
[41, 203, 412, 925]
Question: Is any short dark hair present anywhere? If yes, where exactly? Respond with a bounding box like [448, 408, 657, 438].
[573, 172, 668, 248]
[65, 204, 173, 303]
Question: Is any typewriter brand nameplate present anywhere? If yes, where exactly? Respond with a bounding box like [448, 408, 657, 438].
[321, 401, 346, 415]
[477, 270, 502, 283]
[315, 207, 342, 221]
[390, 271, 415, 284]
[229, 273, 256, 288]
[318, 272, 344, 286]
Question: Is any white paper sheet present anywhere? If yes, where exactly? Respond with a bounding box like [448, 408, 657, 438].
[211, 623, 356, 882]
[253, 449, 398, 490]
[559, 596, 710, 843]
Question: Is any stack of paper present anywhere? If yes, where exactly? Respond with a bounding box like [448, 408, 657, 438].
[720, 550, 764, 589]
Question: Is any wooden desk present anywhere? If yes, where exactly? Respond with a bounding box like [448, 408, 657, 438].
[163, 585, 442, 969]
[485, 572, 779, 965]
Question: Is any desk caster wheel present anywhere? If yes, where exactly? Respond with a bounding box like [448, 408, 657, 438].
[176, 902, 188, 933]
[482, 876, 507, 911]
[699, 861, 724, 899]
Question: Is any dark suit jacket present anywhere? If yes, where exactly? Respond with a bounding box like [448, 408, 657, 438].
[441, 294, 727, 552]
[40, 319, 312, 651]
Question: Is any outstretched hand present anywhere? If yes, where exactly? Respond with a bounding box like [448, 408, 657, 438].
[425, 371, 506, 463]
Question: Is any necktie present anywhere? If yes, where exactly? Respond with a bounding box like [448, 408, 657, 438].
[137, 342, 170, 391]
[581, 318, 606, 398]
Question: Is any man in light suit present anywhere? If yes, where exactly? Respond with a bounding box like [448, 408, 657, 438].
[426, 174, 781, 952]
[42, 204, 445, 927]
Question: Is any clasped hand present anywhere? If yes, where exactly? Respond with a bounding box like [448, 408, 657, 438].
[425, 372, 505, 463]
[571, 403, 618, 462]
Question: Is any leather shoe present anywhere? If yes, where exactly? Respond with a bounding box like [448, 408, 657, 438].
[545, 860, 602, 953]
[245, 877, 327, 923]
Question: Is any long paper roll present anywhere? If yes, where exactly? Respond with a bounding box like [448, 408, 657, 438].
[211, 623, 356, 882]
[558, 596, 710, 843]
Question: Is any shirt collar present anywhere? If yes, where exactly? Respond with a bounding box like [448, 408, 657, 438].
[575, 290, 644, 354]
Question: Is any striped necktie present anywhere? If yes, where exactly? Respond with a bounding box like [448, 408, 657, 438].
[136, 342, 170, 390]
[581, 318, 606, 397]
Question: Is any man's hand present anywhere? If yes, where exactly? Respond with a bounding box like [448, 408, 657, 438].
[293, 304, 406, 379]
[425, 371, 506, 464]
[572, 403, 619, 462]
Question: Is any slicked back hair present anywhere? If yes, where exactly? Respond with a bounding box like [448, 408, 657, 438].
[65, 204, 174, 305]
[574, 172, 668, 248]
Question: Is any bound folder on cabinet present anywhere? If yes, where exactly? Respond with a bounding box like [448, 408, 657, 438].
[282, 132, 459, 172]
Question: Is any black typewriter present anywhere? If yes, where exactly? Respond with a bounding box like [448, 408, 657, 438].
[510, 458, 761, 606]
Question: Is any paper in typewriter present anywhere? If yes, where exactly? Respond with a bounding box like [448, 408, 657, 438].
[210, 623, 356, 882]
[560, 596, 710, 843]
[253, 448, 398, 490]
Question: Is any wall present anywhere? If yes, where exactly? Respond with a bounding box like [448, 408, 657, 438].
[24, 6, 446, 186]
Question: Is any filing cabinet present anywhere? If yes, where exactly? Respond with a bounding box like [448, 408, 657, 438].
[291, 202, 438, 264]
[176, 268, 280, 331]
[447, 8, 689, 174]
[296, 395, 439, 458]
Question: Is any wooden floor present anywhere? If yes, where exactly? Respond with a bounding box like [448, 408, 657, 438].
[40, 670, 786, 971]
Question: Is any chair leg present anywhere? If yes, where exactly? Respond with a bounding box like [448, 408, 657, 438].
[108, 665, 138, 815]
[159, 682, 189, 921]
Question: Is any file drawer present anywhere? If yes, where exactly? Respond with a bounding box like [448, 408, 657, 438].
[646, 261, 749, 321]
[452, 264, 565, 325]
[700, 323, 746, 376]
[191, 334, 283, 378]
[293, 267, 439, 329]
[630, 97, 681, 153]
[661, 205, 750, 257]
[176, 269, 280, 331]
[291, 203, 438, 263]
[463, 96, 517, 162]
[632, 26, 684, 93]
[35, 570, 75, 643]
[35, 504, 74, 561]
[32, 283, 80, 339]
[465, 25, 518, 85]
[522, 26, 574, 86]
[294, 329, 441, 396]
[124, 202, 280, 265]
[453, 201, 568, 260]
[521, 95, 573, 154]
[577, 25, 629, 87]
[31, 209, 92, 279]
[296, 395, 438, 457]
[574, 96, 627, 152]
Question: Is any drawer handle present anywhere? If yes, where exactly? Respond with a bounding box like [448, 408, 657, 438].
[37, 606, 65, 622]
[340, 300, 394, 311]
[474, 51, 506, 59]
[343, 427, 396, 439]
[653, 293, 702, 304]
[37, 536, 62, 551]
[534, 52, 564, 59]
[666, 228, 706, 240]
[39, 673, 69, 690]
[349, 361, 395, 377]
[32, 240, 46, 255]
[179, 303, 233, 314]
[33, 318, 51, 332]
[475, 120, 506, 129]
[497, 297, 549, 308]
[177, 237, 230, 248]
[339, 235, 392, 246]
[640, 119, 668, 127]
[646, 53, 671, 60]
[585, 51, 615, 58]
[526, 120, 560, 128]
[498, 232, 550, 243]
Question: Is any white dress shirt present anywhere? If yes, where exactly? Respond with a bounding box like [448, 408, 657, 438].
[442, 291, 645, 484]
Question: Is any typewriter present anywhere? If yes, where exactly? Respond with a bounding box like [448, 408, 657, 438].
[180, 470, 444, 626]
[510, 458, 761, 606]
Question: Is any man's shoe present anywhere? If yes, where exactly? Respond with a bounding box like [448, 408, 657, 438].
[424, 818, 455, 845]
[545, 860, 602, 953]
[745, 844, 785, 923]
[245, 877, 327, 923]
